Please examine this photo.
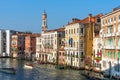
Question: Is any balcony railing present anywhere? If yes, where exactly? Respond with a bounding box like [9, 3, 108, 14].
[116, 46, 120, 49]
[104, 46, 116, 49]
[64, 47, 77, 50]
[111, 32, 116, 36]
[116, 32, 120, 36]
[104, 33, 112, 37]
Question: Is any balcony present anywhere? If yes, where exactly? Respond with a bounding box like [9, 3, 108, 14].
[104, 46, 116, 49]
[116, 46, 120, 49]
[104, 33, 112, 37]
[116, 32, 120, 36]
[111, 32, 116, 36]
[64, 47, 77, 50]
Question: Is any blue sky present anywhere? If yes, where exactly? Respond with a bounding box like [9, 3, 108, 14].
[0, 0, 120, 33]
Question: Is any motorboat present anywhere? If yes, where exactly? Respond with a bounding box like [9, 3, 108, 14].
[24, 63, 33, 69]
[0, 68, 16, 74]
[112, 72, 120, 79]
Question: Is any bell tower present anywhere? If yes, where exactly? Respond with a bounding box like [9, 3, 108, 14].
[42, 10, 48, 32]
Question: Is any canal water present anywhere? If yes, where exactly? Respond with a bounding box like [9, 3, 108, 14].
[0, 58, 90, 80]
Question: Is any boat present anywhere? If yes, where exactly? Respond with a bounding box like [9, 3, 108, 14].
[24, 63, 33, 69]
[55, 65, 65, 69]
[0, 68, 16, 74]
[112, 72, 120, 79]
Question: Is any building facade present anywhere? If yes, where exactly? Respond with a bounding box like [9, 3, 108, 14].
[36, 35, 41, 61]
[83, 14, 102, 70]
[65, 18, 85, 68]
[101, 7, 120, 77]
[93, 34, 102, 72]
[6, 30, 16, 56]
[39, 28, 65, 64]
[58, 38, 65, 66]
[25, 34, 38, 60]
[0, 29, 6, 56]
[11, 34, 25, 58]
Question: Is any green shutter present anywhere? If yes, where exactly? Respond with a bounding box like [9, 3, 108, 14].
[108, 51, 109, 57]
[118, 52, 120, 59]
[114, 52, 116, 59]
[108, 51, 110, 58]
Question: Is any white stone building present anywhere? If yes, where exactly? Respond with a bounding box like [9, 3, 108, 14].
[64, 18, 85, 68]
[0, 29, 6, 56]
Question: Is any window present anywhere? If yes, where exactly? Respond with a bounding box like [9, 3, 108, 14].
[118, 52, 120, 59]
[106, 20, 107, 24]
[71, 29, 73, 34]
[81, 52, 83, 56]
[97, 18, 101, 23]
[59, 34, 61, 37]
[69, 29, 70, 34]
[107, 25, 112, 33]
[114, 24, 116, 32]
[81, 59, 83, 62]
[102, 21, 104, 25]
[118, 38, 120, 46]
[114, 17, 116, 21]
[80, 43, 83, 49]
[77, 28, 79, 33]
[111, 18, 113, 22]
[114, 52, 116, 59]
[119, 15, 120, 20]
[74, 42, 75, 47]
[44, 21, 46, 25]
[55, 34, 57, 37]
[118, 23, 120, 32]
[74, 28, 75, 33]
[80, 28, 83, 34]
[103, 61, 106, 68]
[108, 51, 112, 58]
[55, 40, 56, 45]
[66, 30, 67, 34]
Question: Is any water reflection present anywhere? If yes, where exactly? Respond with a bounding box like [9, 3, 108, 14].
[0, 58, 88, 80]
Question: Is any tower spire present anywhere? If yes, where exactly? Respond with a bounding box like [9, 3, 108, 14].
[42, 10, 48, 32]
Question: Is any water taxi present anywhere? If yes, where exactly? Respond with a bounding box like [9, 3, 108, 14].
[24, 63, 33, 69]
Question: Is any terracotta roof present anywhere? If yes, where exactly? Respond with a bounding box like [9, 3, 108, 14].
[79, 17, 90, 24]
[66, 13, 103, 25]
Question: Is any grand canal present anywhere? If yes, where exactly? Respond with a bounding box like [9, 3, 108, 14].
[0, 58, 95, 80]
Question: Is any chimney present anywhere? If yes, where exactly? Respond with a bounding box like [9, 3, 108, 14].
[72, 18, 80, 22]
[88, 13, 92, 22]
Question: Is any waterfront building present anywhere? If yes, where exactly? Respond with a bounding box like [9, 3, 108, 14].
[64, 14, 102, 69]
[0, 29, 6, 56]
[24, 33, 39, 60]
[58, 38, 65, 66]
[11, 34, 25, 58]
[6, 30, 18, 57]
[83, 14, 102, 69]
[93, 33, 103, 72]
[64, 18, 85, 68]
[101, 7, 120, 76]
[36, 35, 41, 61]
[40, 28, 65, 64]
[37, 10, 65, 64]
